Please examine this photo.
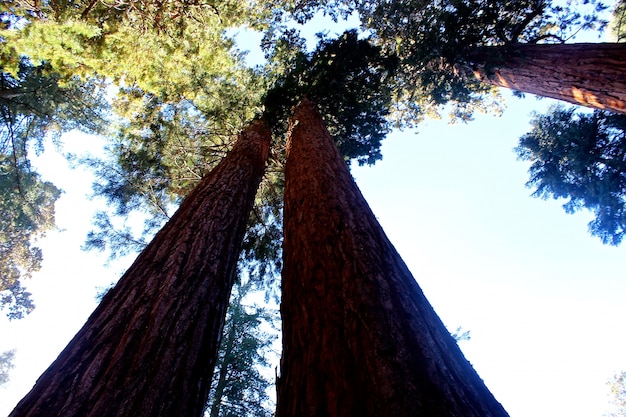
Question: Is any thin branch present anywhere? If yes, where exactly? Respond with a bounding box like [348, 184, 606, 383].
[510, 2, 546, 44]
[81, 0, 102, 19]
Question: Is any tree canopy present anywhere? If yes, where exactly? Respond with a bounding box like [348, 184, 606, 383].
[264, 29, 398, 165]
[516, 106, 626, 245]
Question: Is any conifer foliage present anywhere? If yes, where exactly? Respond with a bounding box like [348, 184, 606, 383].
[264, 30, 398, 165]
[516, 106, 626, 245]
[206, 279, 277, 417]
[0, 61, 107, 318]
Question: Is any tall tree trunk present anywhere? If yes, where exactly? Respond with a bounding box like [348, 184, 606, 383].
[458, 43, 626, 114]
[277, 98, 508, 417]
[9, 120, 271, 417]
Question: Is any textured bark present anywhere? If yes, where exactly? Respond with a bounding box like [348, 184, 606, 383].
[459, 43, 626, 114]
[10, 120, 271, 417]
[277, 98, 508, 417]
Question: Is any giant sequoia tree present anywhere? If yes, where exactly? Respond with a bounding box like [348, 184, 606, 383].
[349, 0, 626, 116]
[278, 97, 508, 416]
[9, 121, 270, 417]
[457, 42, 626, 114]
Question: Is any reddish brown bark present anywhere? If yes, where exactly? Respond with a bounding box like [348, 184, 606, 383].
[9, 120, 271, 417]
[459, 43, 626, 114]
[277, 98, 508, 417]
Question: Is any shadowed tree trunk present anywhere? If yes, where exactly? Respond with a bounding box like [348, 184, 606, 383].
[277, 98, 509, 417]
[459, 43, 626, 114]
[9, 120, 271, 417]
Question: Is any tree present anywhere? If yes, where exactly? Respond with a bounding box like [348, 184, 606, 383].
[83, 30, 396, 282]
[351, 0, 624, 116]
[205, 279, 277, 417]
[82, 77, 266, 259]
[9, 120, 271, 417]
[277, 98, 508, 416]
[264, 30, 398, 165]
[515, 105, 626, 245]
[0, 60, 107, 318]
[610, 0, 626, 42]
[0, 157, 58, 319]
[0, 349, 15, 386]
[606, 371, 626, 417]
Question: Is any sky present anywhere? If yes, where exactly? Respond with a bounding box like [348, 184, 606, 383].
[1, 12, 626, 417]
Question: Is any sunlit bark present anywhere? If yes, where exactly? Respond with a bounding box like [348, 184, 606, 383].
[460, 43, 626, 114]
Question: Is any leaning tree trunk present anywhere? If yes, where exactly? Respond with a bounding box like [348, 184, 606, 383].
[458, 43, 626, 114]
[277, 98, 509, 417]
[10, 120, 271, 417]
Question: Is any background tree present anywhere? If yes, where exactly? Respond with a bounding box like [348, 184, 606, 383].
[0, 349, 15, 386]
[515, 105, 626, 245]
[0, 0, 276, 92]
[0, 60, 107, 318]
[611, 0, 626, 42]
[205, 278, 277, 417]
[606, 371, 626, 417]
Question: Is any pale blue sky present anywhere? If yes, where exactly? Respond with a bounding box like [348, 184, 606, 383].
[352, 92, 626, 416]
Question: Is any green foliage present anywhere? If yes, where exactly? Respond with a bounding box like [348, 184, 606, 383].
[516, 105, 626, 245]
[1, 61, 108, 141]
[0, 0, 282, 95]
[606, 371, 626, 417]
[0, 349, 15, 386]
[83, 30, 397, 283]
[351, 0, 608, 119]
[82, 66, 267, 257]
[264, 30, 398, 165]
[610, 0, 626, 41]
[0, 156, 58, 319]
[0, 60, 107, 318]
[205, 279, 278, 417]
